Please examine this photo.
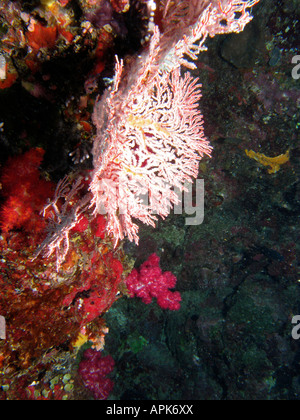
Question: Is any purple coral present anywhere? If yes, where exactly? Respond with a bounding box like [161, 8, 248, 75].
[78, 348, 115, 400]
[84, 0, 127, 35]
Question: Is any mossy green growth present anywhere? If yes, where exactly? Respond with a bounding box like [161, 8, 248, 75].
[127, 333, 149, 354]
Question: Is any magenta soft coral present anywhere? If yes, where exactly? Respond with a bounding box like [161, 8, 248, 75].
[78, 348, 115, 400]
[126, 253, 181, 311]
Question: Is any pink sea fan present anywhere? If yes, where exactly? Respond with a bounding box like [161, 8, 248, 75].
[36, 0, 260, 267]
[90, 46, 212, 244]
[89, 0, 260, 245]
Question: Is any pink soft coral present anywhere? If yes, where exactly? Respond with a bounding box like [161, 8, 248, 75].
[126, 253, 181, 311]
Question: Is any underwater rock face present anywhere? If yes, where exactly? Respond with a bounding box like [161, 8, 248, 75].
[1, 0, 299, 401]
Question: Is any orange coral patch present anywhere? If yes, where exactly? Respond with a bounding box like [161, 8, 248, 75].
[27, 23, 58, 52]
[0, 72, 17, 89]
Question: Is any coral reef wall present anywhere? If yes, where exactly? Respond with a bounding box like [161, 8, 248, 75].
[0, 0, 299, 401]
